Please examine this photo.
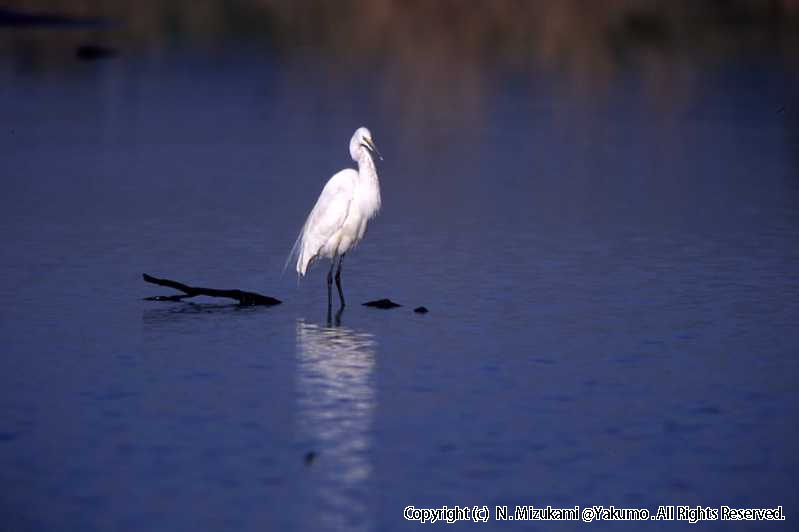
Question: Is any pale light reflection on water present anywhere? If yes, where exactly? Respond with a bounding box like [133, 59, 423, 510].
[294, 321, 377, 531]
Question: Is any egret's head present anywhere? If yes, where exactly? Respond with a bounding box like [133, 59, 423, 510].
[350, 126, 382, 162]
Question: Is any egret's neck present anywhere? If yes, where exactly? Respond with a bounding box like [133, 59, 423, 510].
[356, 153, 379, 184]
[355, 152, 381, 214]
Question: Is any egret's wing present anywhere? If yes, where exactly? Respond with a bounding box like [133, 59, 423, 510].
[286, 168, 357, 276]
[304, 169, 356, 243]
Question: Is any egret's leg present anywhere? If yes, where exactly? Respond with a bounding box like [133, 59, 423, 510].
[335, 254, 345, 307]
[327, 261, 335, 311]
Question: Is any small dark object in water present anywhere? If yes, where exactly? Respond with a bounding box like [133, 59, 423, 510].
[414, 306, 429, 314]
[142, 273, 281, 306]
[76, 44, 116, 61]
[776, 106, 785, 114]
[304, 451, 316, 466]
[363, 298, 401, 309]
[0, 8, 110, 27]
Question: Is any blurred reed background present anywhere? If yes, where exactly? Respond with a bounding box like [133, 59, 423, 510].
[2, 1, 797, 84]
[1, 1, 797, 152]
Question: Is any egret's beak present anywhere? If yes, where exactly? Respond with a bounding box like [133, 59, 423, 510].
[362, 137, 383, 161]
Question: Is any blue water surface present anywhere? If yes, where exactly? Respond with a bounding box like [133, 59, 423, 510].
[0, 37, 797, 532]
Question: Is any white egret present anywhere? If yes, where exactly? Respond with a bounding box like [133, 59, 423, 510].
[287, 127, 383, 310]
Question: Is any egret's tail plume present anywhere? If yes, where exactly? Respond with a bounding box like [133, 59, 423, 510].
[284, 227, 305, 278]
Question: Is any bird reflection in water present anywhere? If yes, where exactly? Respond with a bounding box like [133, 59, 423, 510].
[294, 320, 377, 530]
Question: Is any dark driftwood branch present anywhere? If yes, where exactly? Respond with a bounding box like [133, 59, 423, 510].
[142, 273, 281, 306]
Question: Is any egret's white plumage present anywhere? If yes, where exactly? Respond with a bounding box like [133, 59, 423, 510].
[287, 127, 382, 307]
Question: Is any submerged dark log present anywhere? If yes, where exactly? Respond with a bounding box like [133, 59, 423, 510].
[142, 273, 281, 306]
[362, 298, 401, 309]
